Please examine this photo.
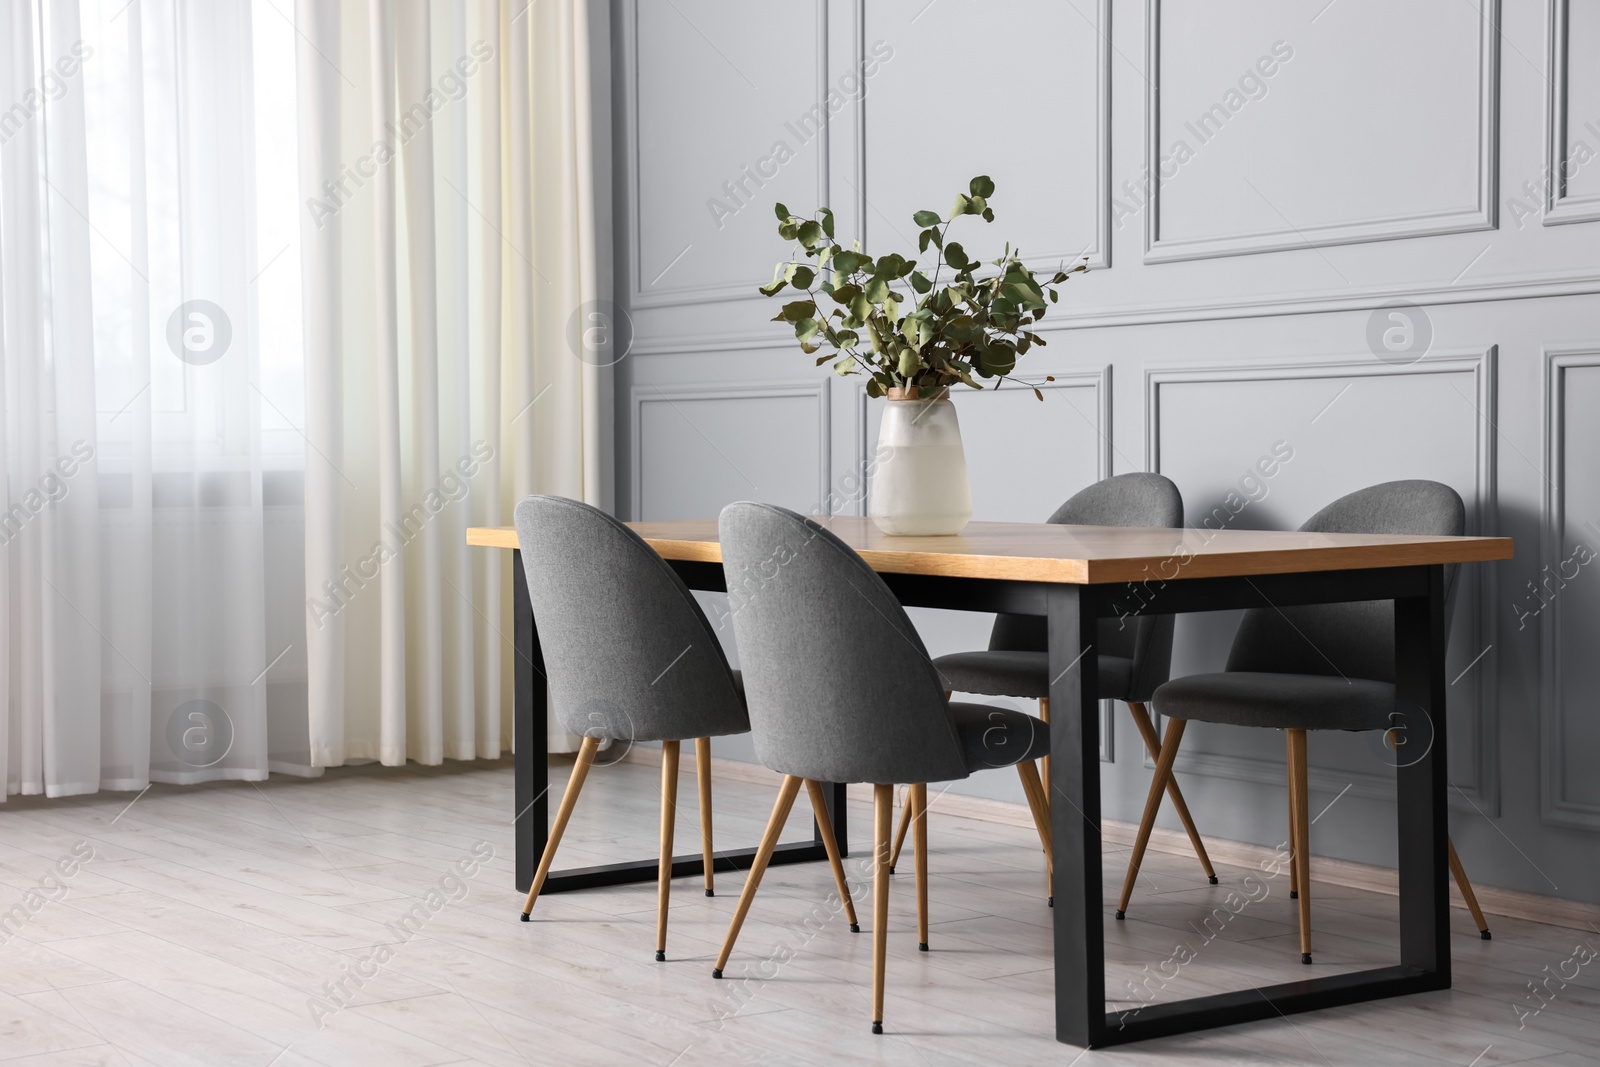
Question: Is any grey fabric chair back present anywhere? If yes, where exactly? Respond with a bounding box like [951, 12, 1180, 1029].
[1225, 480, 1466, 683]
[988, 473, 1185, 700]
[514, 495, 748, 743]
[718, 502, 970, 785]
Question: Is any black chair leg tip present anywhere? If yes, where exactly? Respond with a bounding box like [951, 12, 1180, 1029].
[1114, 910, 1125, 920]
[711, 968, 723, 979]
[850, 923, 860, 933]
[888, 866, 895, 875]
[1481, 929, 1492, 940]
[655, 950, 666, 962]
[1290, 890, 1298, 899]
[705, 889, 715, 897]
[871, 1022, 883, 1035]
[1301, 953, 1312, 965]
[918, 942, 929, 952]
[1209, 875, 1219, 885]
[518, 912, 531, 922]
[1047, 896, 1053, 907]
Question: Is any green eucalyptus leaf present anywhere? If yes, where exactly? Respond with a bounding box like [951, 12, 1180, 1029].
[796, 317, 821, 343]
[909, 271, 932, 294]
[866, 378, 884, 398]
[780, 299, 816, 322]
[819, 207, 835, 238]
[848, 293, 873, 324]
[950, 193, 970, 218]
[790, 265, 816, 289]
[778, 220, 799, 241]
[774, 202, 790, 221]
[896, 345, 920, 378]
[969, 175, 995, 198]
[981, 340, 1016, 377]
[797, 220, 822, 248]
[863, 276, 889, 303]
[833, 250, 861, 274]
[912, 209, 942, 227]
[944, 242, 968, 269]
[981, 207, 994, 222]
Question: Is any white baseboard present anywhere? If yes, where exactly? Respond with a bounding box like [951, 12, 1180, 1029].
[618, 747, 1600, 932]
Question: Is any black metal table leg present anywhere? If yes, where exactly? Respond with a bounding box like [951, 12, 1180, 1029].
[512, 548, 547, 893]
[1394, 564, 1452, 983]
[1047, 583, 1106, 1048]
[512, 548, 845, 894]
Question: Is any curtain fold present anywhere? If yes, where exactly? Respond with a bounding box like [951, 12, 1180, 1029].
[299, 0, 606, 766]
[2, 0, 301, 796]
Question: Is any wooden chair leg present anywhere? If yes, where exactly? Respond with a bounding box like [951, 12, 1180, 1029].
[805, 779, 860, 932]
[1016, 758, 1053, 891]
[1287, 729, 1312, 964]
[521, 736, 600, 919]
[696, 737, 716, 897]
[872, 783, 892, 1035]
[656, 740, 680, 961]
[1126, 702, 1216, 884]
[1287, 746, 1300, 900]
[912, 783, 929, 951]
[713, 775, 803, 977]
[1448, 836, 1491, 939]
[888, 790, 914, 873]
[1117, 717, 1187, 919]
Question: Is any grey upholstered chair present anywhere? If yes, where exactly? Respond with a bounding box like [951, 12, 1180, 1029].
[713, 502, 1051, 1035]
[924, 472, 1216, 891]
[513, 495, 858, 959]
[1125, 480, 1490, 965]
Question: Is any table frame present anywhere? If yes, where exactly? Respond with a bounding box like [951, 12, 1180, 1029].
[510, 548, 1451, 1048]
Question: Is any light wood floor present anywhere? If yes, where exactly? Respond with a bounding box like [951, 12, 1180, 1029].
[0, 758, 1594, 1066]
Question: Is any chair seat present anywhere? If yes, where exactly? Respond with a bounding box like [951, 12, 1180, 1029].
[933, 650, 1133, 701]
[1153, 672, 1396, 732]
[947, 702, 1050, 771]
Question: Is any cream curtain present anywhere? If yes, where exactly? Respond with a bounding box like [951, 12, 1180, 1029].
[296, 0, 606, 767]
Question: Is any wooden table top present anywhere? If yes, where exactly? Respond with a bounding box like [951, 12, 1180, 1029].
[467, 515, 1512, 585]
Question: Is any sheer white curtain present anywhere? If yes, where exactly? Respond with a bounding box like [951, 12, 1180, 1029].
[0, 0, 606, 797]
[297, 0, 606, 766]
[1, 0, 305, 796]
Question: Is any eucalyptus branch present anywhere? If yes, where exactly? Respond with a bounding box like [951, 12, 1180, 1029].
[760, 177, 1085, 399]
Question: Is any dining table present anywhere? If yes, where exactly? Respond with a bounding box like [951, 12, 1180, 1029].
[467, 515, 1512, 1047]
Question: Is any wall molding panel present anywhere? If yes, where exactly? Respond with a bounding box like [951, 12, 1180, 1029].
[1540, 345, 1600, 829]
[1142, 0, 1501, 264]
[622, 0, 831, 309]
[630, 380, 832, 521]
[1545, 0, 1600, 226]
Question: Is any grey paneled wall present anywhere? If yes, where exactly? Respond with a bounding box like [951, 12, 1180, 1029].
[608, 0, 1600, 905]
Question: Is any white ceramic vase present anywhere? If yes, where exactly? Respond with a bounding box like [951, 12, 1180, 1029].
[868, 387, 973, 536]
